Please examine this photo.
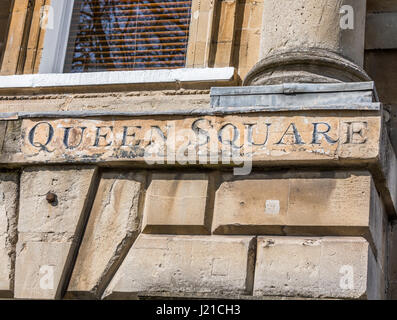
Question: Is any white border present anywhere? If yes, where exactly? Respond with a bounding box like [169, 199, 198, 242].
[39, 0, 74, 73]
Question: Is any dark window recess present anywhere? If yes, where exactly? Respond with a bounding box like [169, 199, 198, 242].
[64, 0, 192, 73]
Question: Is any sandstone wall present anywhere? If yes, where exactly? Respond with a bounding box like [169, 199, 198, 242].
[0, 167, 389, 299]
[0, 0, 396, 301]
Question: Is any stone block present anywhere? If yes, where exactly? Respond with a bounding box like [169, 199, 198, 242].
[15, 166, 98, 299]
[66, 171, 145, 299]
[248, 1, 264, 29]
[213, 171, 387, 265]
[214, 42, 234, 67]
[0, 172, 18, 298]
[18, 166, 98, 234]
[217, 0, 236, 42]
[103, 235, 255, 299]
[253, 237, 385, 300]
[142, 173, 213, 234]
[14, 241, 71, 299]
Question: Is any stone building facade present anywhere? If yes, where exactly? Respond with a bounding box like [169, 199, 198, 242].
[0, 0, 396, 300]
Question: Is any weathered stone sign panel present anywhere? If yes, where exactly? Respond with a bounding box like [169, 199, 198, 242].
[7, 114, 381, 164]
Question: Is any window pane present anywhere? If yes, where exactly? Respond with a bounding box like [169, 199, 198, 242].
[64, 0, 192, 73]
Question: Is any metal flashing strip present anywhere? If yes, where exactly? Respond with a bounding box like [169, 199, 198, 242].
[0, 103, 381, 120]
[210, 82, 379, 108]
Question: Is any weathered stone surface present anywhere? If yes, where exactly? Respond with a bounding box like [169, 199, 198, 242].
[142, 173, 212, 234]
[18, 166, 97, 234]
[0, 91, 211, 114]
[0, 106, 393, 221]
[0, 172, 18, 298]
[259, 0, 366, 67]
[213, 171, 388, 265]
[66, 171, 145, 299]
[1, 108, 395, 220]
[244, 0, 368, 85]
[15, 166, 98, 299]
[5, 113, 382, 165]
[214, 171, 371, 232]
[103, 235, 255, 299]
[14, 240, 72, 300]
[214, 172, 383, 236]
[253, 237, 385, 299]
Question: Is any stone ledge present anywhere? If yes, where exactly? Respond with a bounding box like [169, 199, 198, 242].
[0, 68, 237, 95]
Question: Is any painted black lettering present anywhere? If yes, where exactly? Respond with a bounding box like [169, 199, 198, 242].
[93, 126, 113, 147]
[311, 122, 338, 144]
[275, 123, 305, 145]
[63, 126, 86, 149]
[28, 122, 54, 152]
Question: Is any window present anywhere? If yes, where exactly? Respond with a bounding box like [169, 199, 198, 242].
[64, 0, 193, 73]
[0, 0, 12, 67]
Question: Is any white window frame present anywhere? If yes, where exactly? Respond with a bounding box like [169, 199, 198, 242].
[38, 0, 217, 75]
[0, 1, 235, 90]
[39, 0, 74, 74]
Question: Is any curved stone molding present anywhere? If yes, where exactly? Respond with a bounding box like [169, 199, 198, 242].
[244, 48, 371, 86]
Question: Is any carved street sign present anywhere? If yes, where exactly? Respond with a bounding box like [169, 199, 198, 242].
[16, 114, 380, 164]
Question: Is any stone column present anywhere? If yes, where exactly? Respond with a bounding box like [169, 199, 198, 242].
[244, 0, 370, 85]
